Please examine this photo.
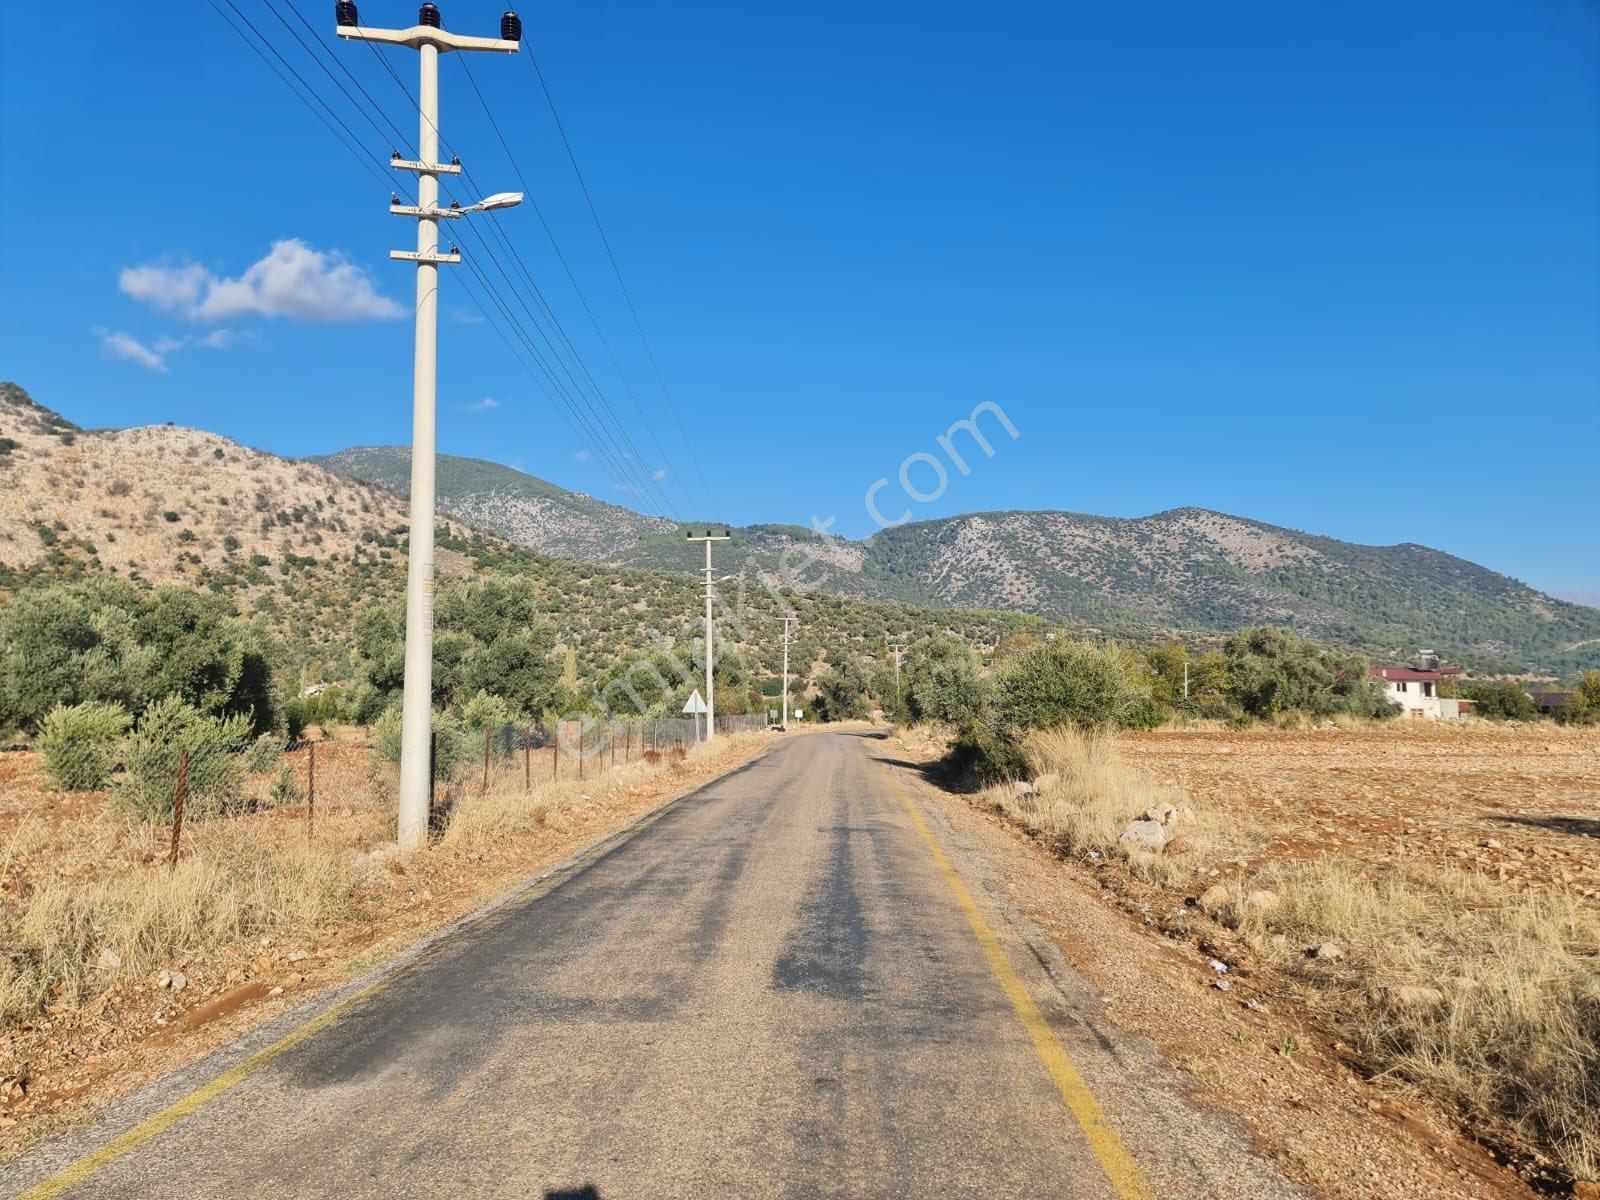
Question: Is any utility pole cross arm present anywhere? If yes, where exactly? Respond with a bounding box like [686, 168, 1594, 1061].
[390, 158, 463, 175]
[390, 249, 462, 264]
[337, 26, 520, 54]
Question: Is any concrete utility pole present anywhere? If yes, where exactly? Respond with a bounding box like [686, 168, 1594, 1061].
[888, 642, 907, 698]
[338, 1, 523, 848]
[686, 530, 731, 741]
[780, 617, 798, 730]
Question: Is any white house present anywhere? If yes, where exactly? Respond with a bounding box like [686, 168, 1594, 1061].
[1369, 652, 1464, 720]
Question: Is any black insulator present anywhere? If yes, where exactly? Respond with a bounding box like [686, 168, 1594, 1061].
[335, 0, 359, 27]
[501, 10, 522, 41]
[418, 3, 442, 28]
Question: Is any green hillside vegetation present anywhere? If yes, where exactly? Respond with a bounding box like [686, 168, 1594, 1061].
[314, 450, 1600, 674]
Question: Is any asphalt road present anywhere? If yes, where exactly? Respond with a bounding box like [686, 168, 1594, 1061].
[8, 732, 1302, 1200]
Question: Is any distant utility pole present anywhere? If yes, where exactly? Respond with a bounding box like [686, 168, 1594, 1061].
[337, 1, 524, 849]
[780, 617, 798, 730]
[686, 529, 731, 741]
[888, 641, 907, 714]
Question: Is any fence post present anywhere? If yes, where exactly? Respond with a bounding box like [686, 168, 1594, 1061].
[524, 729, 531, 794]
[482, 726, 492, 794]
[552, 731, 559, 782]
[307, 741, 316, 839]
[611, 725, 617, 772]
[578, 724, 584, 781]
[168, 749, 189, 870]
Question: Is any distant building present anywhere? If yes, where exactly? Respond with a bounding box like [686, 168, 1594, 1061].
[1529, 690, 1573, 715]
[1369, 651, 1464, 719]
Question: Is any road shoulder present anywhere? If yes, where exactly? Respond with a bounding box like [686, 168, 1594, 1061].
[871, 741, 1308, 1200]
[880, 733, 1540, 1200]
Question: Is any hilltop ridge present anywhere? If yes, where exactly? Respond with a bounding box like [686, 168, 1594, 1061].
[3, 384, 1595, 672]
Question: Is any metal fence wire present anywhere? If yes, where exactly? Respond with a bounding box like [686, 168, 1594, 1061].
[75, 710, 774, 864]
[474, 713, 771, 788]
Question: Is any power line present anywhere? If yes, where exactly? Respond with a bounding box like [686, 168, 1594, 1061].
[262, 0, 402, 154]
[523, 49, 716, 513]
[455, 219, 673, 515]
[358, 36, 679, 516]
[277, 0, 416, 155]
[456, 55, 695, 516]
[224, 2, 676, 515]
[205, 0, 391, 190]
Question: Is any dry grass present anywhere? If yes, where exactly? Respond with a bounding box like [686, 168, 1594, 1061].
[1244, 860, 1600, 1180]
[0, 732, 764, 1036]
[972, 722, 1600, 1183]
[983, 726, 1221, 886]
[0, 806, 387, 1028]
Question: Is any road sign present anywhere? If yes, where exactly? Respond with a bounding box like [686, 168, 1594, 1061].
[683, 690, 708, 715]
[794, 709, 803, 720]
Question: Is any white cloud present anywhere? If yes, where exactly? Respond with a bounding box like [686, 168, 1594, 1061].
[196, 329, 237, 350]
[450, 310, 486, 326]
[120, 240, 402, 323]
[573, 450, 591, 462]
[97, 330, 168, 373]
[465, 397, 499, 413]
[651, 467, 669, 482]
[96, 325, 240, 373]
[153, 329, 237, 355]
[120, 263, 209, 316]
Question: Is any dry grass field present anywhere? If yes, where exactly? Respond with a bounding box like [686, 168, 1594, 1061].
[906, 721, 1599, 1197]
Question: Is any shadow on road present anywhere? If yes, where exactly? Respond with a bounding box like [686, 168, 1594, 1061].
[546, 1188, 601, 1200]
[1492, 813, 1600, 840]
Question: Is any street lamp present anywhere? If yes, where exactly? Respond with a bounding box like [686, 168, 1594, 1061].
[389, 192, 525, 219]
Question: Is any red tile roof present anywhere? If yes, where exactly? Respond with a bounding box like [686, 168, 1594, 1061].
[1369, 666, 1464, 682]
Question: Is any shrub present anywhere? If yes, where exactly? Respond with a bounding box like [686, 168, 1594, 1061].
[1554, 671, 1600, 726]
[460, 689, 515, 731]
[113, 696, 255, 821]
[374, 705, 467, 782]
[38, 701, 130, 792]
[811, 661, 871, 722]
[1222, 627, 1391, 719]
[992, 640, 1160, 733]
[1461, 680, 1537, 722]
[901, 636, 985, 726]
[242, 733, 284, 775]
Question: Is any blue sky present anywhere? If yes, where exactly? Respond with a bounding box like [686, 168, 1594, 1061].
[1, 1, 1596, 598]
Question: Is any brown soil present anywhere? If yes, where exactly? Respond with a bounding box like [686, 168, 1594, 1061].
[1120, 725, 1600, 896]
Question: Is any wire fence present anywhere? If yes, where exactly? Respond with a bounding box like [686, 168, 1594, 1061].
[85, 710, 775, 866]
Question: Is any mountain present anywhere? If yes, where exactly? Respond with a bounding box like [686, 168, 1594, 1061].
[0, 383, 422, 588]
[314, 443, 1600, 673]
[309, 447, 674, 564]
[0, 384, 1041, 687]
[3, 385, 1590, 675]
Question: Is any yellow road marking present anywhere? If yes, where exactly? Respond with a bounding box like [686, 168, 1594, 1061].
[16, 973, 397, 1200]
[884, 767, 1156, 1200]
